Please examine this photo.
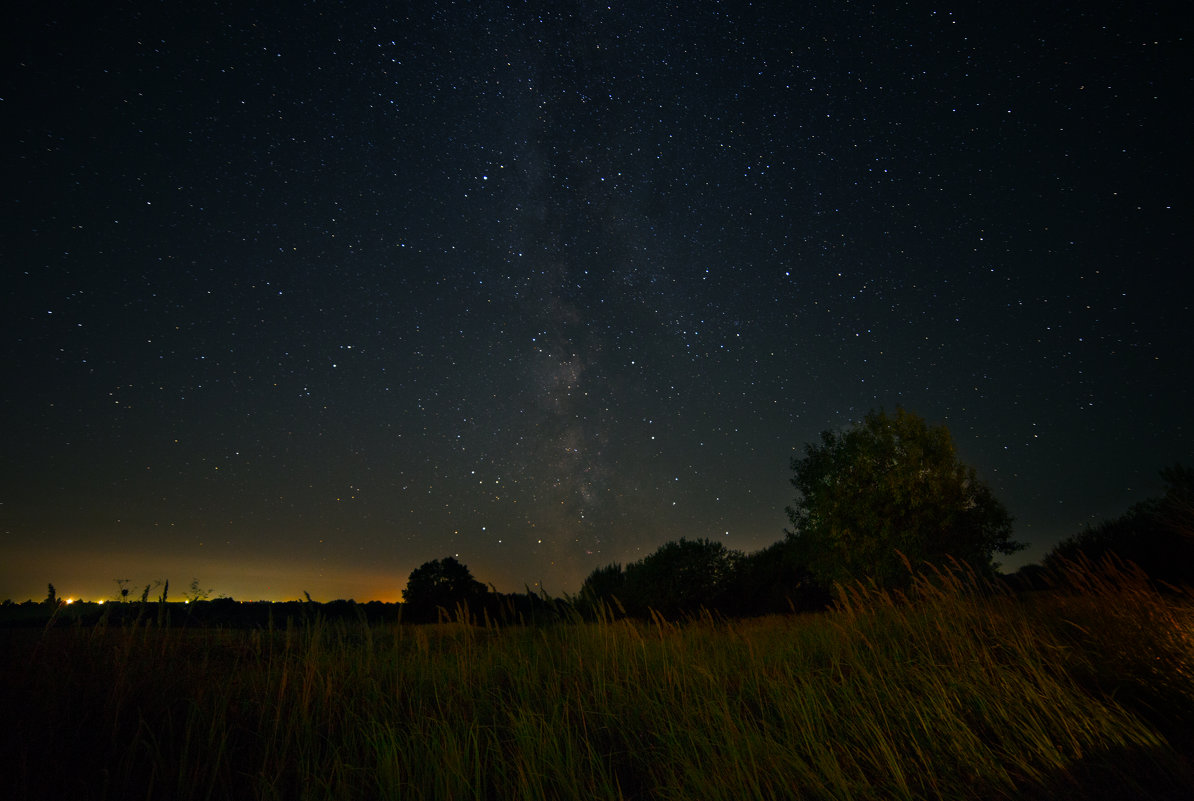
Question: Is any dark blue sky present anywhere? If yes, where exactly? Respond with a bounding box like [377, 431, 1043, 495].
[3, 1, 1190, 601]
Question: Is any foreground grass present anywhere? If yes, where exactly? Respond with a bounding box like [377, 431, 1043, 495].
[3, 562, 1193, 800]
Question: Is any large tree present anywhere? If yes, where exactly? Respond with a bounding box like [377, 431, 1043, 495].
[786, 408, 1022, 588]
[402, 557, 488, 621]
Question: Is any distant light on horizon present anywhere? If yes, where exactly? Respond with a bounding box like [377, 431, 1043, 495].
[1, 0, 1189, 604]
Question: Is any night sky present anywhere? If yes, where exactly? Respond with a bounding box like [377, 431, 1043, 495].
[4, 2, 1190, 602]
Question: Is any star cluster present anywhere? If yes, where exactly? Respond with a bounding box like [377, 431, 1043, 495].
[3, 2, 1190, 600]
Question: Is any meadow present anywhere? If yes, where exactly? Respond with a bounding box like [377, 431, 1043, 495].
[3, 560, 1193, 800]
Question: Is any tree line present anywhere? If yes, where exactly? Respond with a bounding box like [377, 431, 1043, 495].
[404, 408, 1192, 620]
[18, 408, 1190, 625]
[574, 407, 1023, 618]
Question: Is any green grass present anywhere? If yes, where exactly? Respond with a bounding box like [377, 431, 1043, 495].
[3, 561, 1192, 800]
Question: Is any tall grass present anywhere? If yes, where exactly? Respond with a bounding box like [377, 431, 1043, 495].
[3, 560, 1192, 800]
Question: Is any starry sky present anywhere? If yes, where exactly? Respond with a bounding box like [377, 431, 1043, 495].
[3, 1, 1190, 602]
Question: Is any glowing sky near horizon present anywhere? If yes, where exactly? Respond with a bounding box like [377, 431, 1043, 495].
[3, 1, 1191, 602]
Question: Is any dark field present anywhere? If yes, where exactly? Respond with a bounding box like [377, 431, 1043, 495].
[4, 563, 1193, 800]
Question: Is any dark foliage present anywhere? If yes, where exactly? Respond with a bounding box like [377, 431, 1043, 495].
[787, 407, 1023, 589]
[724, 537, 832, 616]
[620, 537, 742, 618]
[1046, 464, 1194, 587]
[578, 536, 831, 620]
[401, 556, 489, 622]
[577, 562, 627, 615]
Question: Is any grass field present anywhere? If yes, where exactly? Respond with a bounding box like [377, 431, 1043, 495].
[3, 560, 1193, 800]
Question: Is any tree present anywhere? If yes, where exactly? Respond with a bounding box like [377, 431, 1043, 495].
[1046, 464, 1194, 586]
[1157, 463, 1194, 541]
[578, 562, 627, 615]
[622, 537, 743, 617]
[726, 538, 831, 616]
[786, 408, 1022, 589]
[402, 557, 488, 621]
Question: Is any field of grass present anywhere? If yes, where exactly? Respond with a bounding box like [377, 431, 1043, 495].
[3, 560, 1193, 800]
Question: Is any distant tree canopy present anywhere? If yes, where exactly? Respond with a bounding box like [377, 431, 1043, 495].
[786, 408, 1022, 589]
[625, 537, 743, 616]
[1157, 463, 1194, 541]
[579, 538, 747, 618]
[1046, 464, 1194, 587]
[726, 537, 831, 615]
[579, 562, 626, 609]
[402, 557, 488, 620]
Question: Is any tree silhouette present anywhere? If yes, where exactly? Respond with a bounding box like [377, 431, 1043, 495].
[622, 538, 743, 617]
[402, 557, 488, 621]
[787, 408, 1022, 589]
[726, 538, 831, 616]
[1046, 464, 1194, 586]
[579, 562, 626, 614]
[1157, 463, 1194, 541]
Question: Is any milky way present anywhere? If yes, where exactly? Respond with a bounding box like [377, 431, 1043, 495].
[3, 1, 1190, 601]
